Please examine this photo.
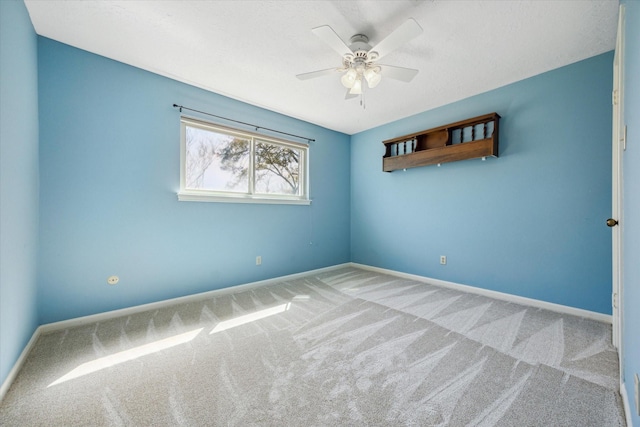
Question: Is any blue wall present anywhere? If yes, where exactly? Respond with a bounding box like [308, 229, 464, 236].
[37, 38, 351, 324]
[0, 0, 40, 387]
[351, 52, 613, 314]
[622, 1, 640, 424]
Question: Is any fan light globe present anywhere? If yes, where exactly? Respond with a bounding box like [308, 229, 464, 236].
[341, 68, 358, 88]
[349, 77, 363, 95]
[364, 67, 382, 88]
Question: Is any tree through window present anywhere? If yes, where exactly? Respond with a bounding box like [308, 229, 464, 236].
[179, 118, 309, 204]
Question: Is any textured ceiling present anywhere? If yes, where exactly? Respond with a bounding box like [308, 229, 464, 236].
[24, 0, 618, 135]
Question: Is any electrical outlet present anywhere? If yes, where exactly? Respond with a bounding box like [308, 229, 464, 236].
[256, 256, 262, 266]
[440, 256, 447, 265]
[107, 276, 119, 285]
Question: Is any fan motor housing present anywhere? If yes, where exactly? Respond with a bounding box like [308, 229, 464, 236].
[349, 34, 371, 50]
[344, 34, 376, 66]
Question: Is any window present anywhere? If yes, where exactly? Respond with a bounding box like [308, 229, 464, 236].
[179, 117, 309, 204]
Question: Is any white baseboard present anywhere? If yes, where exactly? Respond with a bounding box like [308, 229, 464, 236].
[0, 325, 42, 402]
[620, 380, 634, 427]
[350, 263, 612, 324]
[38, 263, 351, 334]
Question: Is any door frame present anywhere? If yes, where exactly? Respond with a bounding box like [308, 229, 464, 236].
[611, 4, 625, 368]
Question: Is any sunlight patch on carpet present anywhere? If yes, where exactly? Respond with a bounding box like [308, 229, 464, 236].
[210, 302, 291, 334]
[48, 327, 203, 387]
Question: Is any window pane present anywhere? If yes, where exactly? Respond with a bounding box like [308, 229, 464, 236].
[185, 126, 249, 193]
[254, 141, 301, 195]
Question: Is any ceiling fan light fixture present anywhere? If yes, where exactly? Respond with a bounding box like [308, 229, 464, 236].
[349, 77, 363, 95]
[341, 68, 358, 88]
[299, 19, 423, 101]
[364, 67, 382, 88]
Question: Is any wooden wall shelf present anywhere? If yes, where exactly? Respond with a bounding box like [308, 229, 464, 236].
[382, 112, 501, 172]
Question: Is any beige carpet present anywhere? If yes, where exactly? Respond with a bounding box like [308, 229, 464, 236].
[0, 267, 626, 426]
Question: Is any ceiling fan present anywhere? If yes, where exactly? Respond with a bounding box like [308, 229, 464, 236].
[296, 18, 423, 99]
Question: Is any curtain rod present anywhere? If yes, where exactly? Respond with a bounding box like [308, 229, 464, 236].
[172, 104, 315, 143]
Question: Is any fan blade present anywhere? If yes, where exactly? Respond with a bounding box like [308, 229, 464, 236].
[311, 25, 353, 58]
[368, 18, 423, 61]
[379, 65, 419, 82]
[296, 68, 341, 80]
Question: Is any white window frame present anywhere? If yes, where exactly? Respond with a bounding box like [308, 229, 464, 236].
[178, 117, 310, 205]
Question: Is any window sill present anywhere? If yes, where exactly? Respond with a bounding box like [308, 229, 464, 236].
[177, 191, 311, 205]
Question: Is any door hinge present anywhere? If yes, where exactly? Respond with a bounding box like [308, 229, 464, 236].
[613, 292, 618, 309]
[612, 90, 618, 106]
